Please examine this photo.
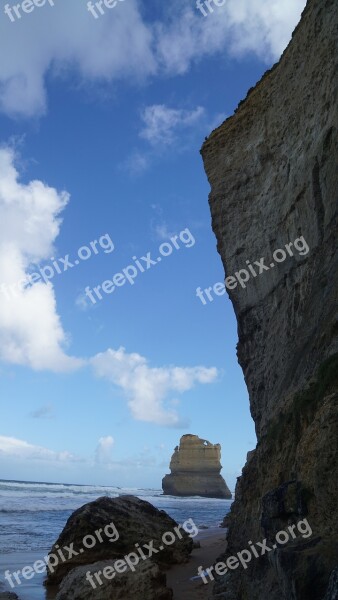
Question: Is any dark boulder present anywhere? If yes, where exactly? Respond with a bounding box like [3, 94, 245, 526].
[46, 495, 193, 585]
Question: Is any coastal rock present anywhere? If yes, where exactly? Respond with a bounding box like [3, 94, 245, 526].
[220, 514, 230, 529]
[55, 559, 173, 600]
[0, 594, 20, 599]
[324, 569, 338, 600]
[46, 495, 193, 585]
[201, 0, 338, 598]
[162, 434, 231, 498]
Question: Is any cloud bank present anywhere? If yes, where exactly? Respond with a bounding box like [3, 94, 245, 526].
[0, 146, 81, 372]
[0, 0, 306, 118]
[0, 435, 82, 463]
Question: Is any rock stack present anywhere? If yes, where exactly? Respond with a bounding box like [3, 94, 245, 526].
[162, 434, 232, 498]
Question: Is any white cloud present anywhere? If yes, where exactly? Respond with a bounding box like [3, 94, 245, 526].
[0, 435, 82, 463]
[0, 434, 163, 473]
[95, 436, 115, 464]
[0, 146, 82, 372]
[0, 0, 306, 118]
[123, 104, 209, 173]
[91, 346, 218, 426]
[0, 1, 155, 118]
[140, 105, 205, 146]
[156, 0, 306, 74]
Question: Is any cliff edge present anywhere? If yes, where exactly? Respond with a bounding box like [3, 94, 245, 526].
[201, 0, 338, 598]
[162, 434, 232, 498]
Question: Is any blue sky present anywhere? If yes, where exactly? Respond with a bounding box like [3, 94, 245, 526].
[0, 0, 306, 490]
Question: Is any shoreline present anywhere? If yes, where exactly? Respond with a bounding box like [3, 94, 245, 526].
[0, 528, 227, 599]
[0, 552, 55, 600]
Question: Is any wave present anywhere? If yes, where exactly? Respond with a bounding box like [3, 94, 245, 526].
[0, 507, 74, 513]
[0, 479, 231, 518]
[0, 479, 123, 494]
[0, 479, 166, 514]
[0, 479, 162, 495]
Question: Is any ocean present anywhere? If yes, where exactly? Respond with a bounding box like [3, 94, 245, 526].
[0, 479, 232, 598]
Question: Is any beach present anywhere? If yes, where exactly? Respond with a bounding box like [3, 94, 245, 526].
[0, 529, 227, 599]
[167, 528, 227, 599]
[0, 479, 231, 599]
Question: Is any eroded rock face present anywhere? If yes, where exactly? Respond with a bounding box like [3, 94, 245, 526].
[324, 569, 338, 600]
[201, 0, 338, 598]
[162, 435, 232, 498]
[46, 495, 192, 586]
[55, 560, 173, 600]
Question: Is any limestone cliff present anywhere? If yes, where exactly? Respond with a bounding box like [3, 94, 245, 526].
[162, 434, 232, 498]
[201, 0, 338, 598]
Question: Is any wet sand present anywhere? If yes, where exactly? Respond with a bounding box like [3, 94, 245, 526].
[166, 527, 227, 599]
[0, 552, 59, 600]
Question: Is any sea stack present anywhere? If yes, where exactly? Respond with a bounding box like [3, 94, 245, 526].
[162, 434, 232, 498]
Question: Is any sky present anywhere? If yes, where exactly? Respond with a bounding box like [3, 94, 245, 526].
[0, 0, 306, 491]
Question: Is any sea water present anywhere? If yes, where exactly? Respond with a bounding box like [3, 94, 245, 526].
[0, 478, 232, 554]
[0, 479, 232, 598]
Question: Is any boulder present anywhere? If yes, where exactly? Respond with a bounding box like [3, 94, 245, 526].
[55, 559, 173, 600]
[46, 495, 193, 585]
[0, 594, 20, 600]
[162, 434, 232, 498]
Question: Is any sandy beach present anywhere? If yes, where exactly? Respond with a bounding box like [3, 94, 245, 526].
[167, 528, 227, 599]
[0, 528, 227, 599]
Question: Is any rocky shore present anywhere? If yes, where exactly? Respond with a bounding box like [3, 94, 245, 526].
[0, 526, 228, 600]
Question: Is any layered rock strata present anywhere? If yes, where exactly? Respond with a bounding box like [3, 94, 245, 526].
[201, 0, 338, 598]
[162, 434, 232, 498]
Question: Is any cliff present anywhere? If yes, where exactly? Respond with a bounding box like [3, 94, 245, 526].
[162, 434, 232, 498]
[201, 0, 338, 598]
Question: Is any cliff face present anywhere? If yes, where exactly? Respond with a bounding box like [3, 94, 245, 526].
[162, 434, 232, 498]
[201, 0, 338, 598]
